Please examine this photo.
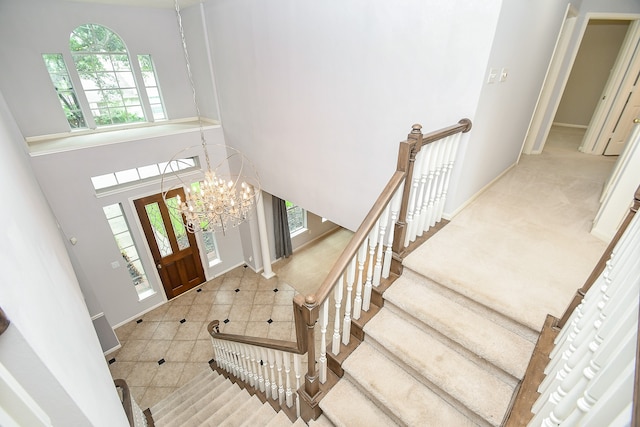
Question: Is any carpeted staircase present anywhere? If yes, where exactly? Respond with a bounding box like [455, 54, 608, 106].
[149, 368, 306, 426]
[317, 267, 537, 426]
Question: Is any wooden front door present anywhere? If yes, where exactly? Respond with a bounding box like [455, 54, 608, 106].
[134, 189, 206, 300]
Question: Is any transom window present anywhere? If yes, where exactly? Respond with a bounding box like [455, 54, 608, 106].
[91, 157, 198, 193]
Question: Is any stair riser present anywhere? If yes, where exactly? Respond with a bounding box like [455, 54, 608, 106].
[383, 300, 521, 388]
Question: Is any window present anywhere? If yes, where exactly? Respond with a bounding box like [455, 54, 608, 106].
[42, 54, 87, 129]
[90, 157, 198, 192]
[138, 55, 166, 121]
[203, 231, 222, 267]
[70, 24, 145, 126]
[103, 203, 154, 300]
[285, 201, 306, 236]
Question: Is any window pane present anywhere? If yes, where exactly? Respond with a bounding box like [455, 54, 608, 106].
[103, 204, 121, 219]
[115, 168, 139, 184]
[145, 203, 172, 257]
[114, 231, 133, 248]
[137, 164, 160, 179]
[42, 53, 87, 129]
[165, 196, 189, 250]
[108, 216, 128, 235]
[91, 173, 118, 189]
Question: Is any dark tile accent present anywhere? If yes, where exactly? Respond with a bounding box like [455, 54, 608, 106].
[223, 319, 230, 324]
[197, 288, 202, 293]
[209, 358, 215, 364]
[235, 288, 240, 293]
[136, 319, 143, 324]
[273, 288, 279, 292]
[260, 360, 264, 366]
[243, 265, 248, 268]
[158, 358, 165, 365]
[180, 319, 186, 324]
[108, 358, 116, 365]
[267, 319, 273, 324]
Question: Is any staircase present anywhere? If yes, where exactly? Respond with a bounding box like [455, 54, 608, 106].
[318, 268, 537, 426]
[149, 368, 306, 427]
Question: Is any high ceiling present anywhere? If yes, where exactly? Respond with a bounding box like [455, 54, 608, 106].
[65, 0, 202, 9]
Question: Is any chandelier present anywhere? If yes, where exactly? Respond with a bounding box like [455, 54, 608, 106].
[161, 0, 260, 234]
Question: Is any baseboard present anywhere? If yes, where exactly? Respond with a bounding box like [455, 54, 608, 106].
[443, 163, 517, 220]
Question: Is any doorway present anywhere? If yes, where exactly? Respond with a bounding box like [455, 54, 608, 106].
[522, 13, 638, 156]
[133, 189, 206, 300]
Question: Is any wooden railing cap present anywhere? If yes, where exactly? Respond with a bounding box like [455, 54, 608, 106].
[411, 124, 422, 133]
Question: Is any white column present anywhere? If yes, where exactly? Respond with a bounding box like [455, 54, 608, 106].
[256, 192, 275, 279]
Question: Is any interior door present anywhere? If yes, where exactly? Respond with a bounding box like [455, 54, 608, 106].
[134, 189, 206, 300]
[603, 67, 640, 155]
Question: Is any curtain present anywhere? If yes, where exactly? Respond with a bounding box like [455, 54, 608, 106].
[273, 196, 293, 258]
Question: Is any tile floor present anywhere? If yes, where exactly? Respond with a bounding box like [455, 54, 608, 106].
[107, 229, 352, 410]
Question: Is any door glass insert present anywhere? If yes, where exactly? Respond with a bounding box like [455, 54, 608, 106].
[166, 196, 190, 251]
[145, 202, 172, 257]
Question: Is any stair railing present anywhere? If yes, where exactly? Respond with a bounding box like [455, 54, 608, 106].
[208, 119, 472, 421]
[525, 187, 640, 426]
[114, 379, 150, 427]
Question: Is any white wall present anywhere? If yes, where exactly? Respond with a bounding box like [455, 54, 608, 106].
[0, 91, 128, 426]
[448, 0, 574, 211]
[205, 0, 502, 231]
[0, 0, 210, 137]
[555, 20, 629, 127]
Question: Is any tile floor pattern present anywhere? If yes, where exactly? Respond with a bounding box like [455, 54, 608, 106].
[107, 266, 301, 411]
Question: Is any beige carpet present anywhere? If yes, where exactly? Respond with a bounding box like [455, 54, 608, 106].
[404, 126, 617, 332]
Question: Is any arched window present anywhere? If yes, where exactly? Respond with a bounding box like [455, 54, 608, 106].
[70, 23, 145, 126]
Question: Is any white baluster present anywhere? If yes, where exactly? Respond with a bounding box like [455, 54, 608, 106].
[352, 239, 368, 320]
[436, 133, 461, 222]
[382, 187, 403, 279]
[407, 148, 425, 244]
[276, 351, 284, 405]
[319, 298, 329, 383]
[283, 352, 293, 408]
[410, 145, 431, 240]
[252, 346, 265, 393]
[430, 139, 448, 227]
[373, 204, 390, 287]
[424, 141, 441, 231]
[294, 354, 301, 418]
[261, 347, 271, 396]
[362, 221, 379, 312]
[403, 150, 423, 247]
[342, 256, 356, 345]
[332, 274, 344, 355]
[268, 349, 277, 400]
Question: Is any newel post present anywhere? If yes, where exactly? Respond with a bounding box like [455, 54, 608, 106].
[298, 295, 322, 422]
[391, 124, 424, 275]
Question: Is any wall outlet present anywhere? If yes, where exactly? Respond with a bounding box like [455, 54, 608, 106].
[111, 261, 120, 269]
[500, 68, 509, 82]
[487, 68, 498, 84]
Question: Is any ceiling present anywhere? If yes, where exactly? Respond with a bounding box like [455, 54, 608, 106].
[65, 0, 202, 9]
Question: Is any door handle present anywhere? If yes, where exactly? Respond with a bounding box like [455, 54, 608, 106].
[634, 118, 640, 123]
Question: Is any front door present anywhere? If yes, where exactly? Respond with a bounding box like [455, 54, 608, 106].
[134, 189, 206, 300]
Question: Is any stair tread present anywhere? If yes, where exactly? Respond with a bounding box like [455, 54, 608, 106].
[151, 370, 218, 416]
[342, 341, 477, 426]
[365, 307, 514, 426]
[320, 377, 400, 427]
[239, 400, 279, 426]
[264, 409, 296, 427]
[218, 394, 264, 427]
[384, 274, 535, 378]
[308, 414, 335, 427]
[159, 378, 234, 425]
[201, 387, 251, 425]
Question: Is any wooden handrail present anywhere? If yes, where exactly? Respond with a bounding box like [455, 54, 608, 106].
[0, 306, 9, 336]
[208, 319, 303, 354]
[114, 379, 134, 427]
[306, 171, 406, 308]
[421, 118, 472, 146]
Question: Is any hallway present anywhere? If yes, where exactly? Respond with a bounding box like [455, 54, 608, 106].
[107, 125, 616, 411]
